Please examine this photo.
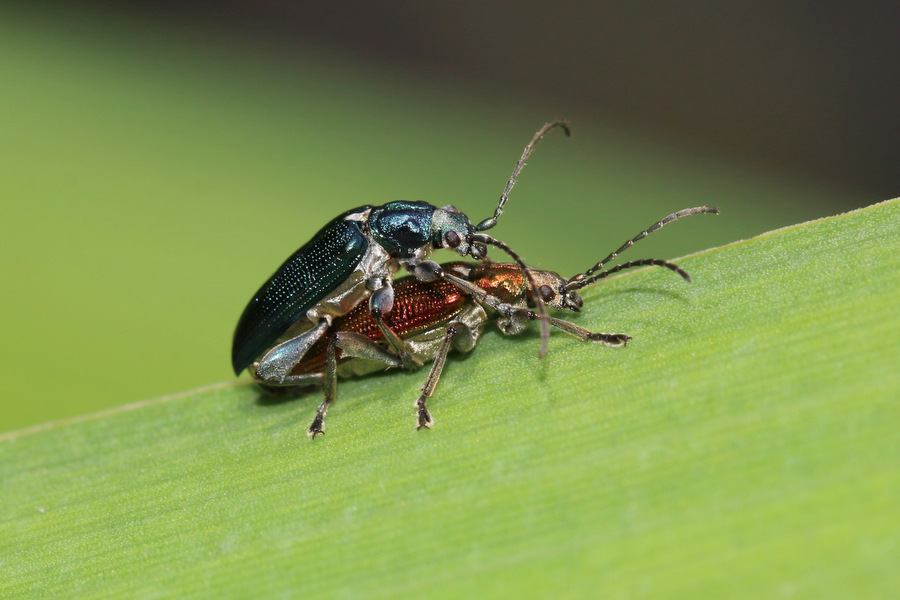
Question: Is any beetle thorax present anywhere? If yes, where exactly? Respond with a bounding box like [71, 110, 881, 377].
[304, 210, 398, 323]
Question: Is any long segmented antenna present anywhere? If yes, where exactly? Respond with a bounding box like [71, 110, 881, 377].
[567, 259, 691, 291]
[566, 206, 718, 291]
[470, 233, 552, 358]
[475, 120, 571, 232]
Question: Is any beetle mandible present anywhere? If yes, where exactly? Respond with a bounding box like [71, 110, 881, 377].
[232, 122, 570, 435]
[272, 206, 718, 434]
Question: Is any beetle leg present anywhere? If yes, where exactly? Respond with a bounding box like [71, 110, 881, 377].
[370, 285, 423, 370]
[253, 320, 330, 385]
[410, 260, 443, 282]
[415, 322, 477, 430]
[307, 336, 337, 437]
[538, 315, 631, 347]
[417, 262, 531, 328]
[299, 329, 415, 436]
[440, 270, 525, 318]
[333, 331, 403, 368]
[373, 313, 424, 371]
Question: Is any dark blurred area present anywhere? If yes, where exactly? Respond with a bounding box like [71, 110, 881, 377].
[92, 0, 899, 201]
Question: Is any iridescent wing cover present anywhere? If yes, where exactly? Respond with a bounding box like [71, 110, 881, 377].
[231, 208, 370, 375]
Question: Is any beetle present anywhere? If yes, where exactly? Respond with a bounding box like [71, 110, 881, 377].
[269, 206, 718, 434]
[232, 122, 569, 428]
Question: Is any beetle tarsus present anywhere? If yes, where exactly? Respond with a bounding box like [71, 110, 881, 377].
[416, 397, 434, 430]
[307, 402, 328, 437]
[587, 332, 631, 347]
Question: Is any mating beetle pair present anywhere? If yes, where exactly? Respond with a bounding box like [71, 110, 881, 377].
[272, 203, 716, 431]
[231, 122, 717, 435]
[233, 122, 570, 434]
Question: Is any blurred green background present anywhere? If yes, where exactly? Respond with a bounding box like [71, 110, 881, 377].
[1, 2, 894, 432]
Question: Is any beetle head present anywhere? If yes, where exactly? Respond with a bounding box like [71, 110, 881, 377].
[528, 269, 584, 312]
[431, 205, 478, 257]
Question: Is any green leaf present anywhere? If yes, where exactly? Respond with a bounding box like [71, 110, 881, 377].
[3, 199, 898, 599]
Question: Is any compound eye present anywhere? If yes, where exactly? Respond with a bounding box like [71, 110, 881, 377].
[539, 285, 555, 302]
[444, 230, 461, 248]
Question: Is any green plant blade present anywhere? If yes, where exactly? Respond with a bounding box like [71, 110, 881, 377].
[2, 199, 898, 599]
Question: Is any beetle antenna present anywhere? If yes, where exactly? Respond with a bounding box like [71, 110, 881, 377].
[475, 120, 571, 232]
[567, 259, 692, 291]
[566, 206, 718, 291]
[470, 233, 552, 358]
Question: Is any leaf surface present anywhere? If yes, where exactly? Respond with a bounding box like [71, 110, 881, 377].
[3, 199, 898, 599]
